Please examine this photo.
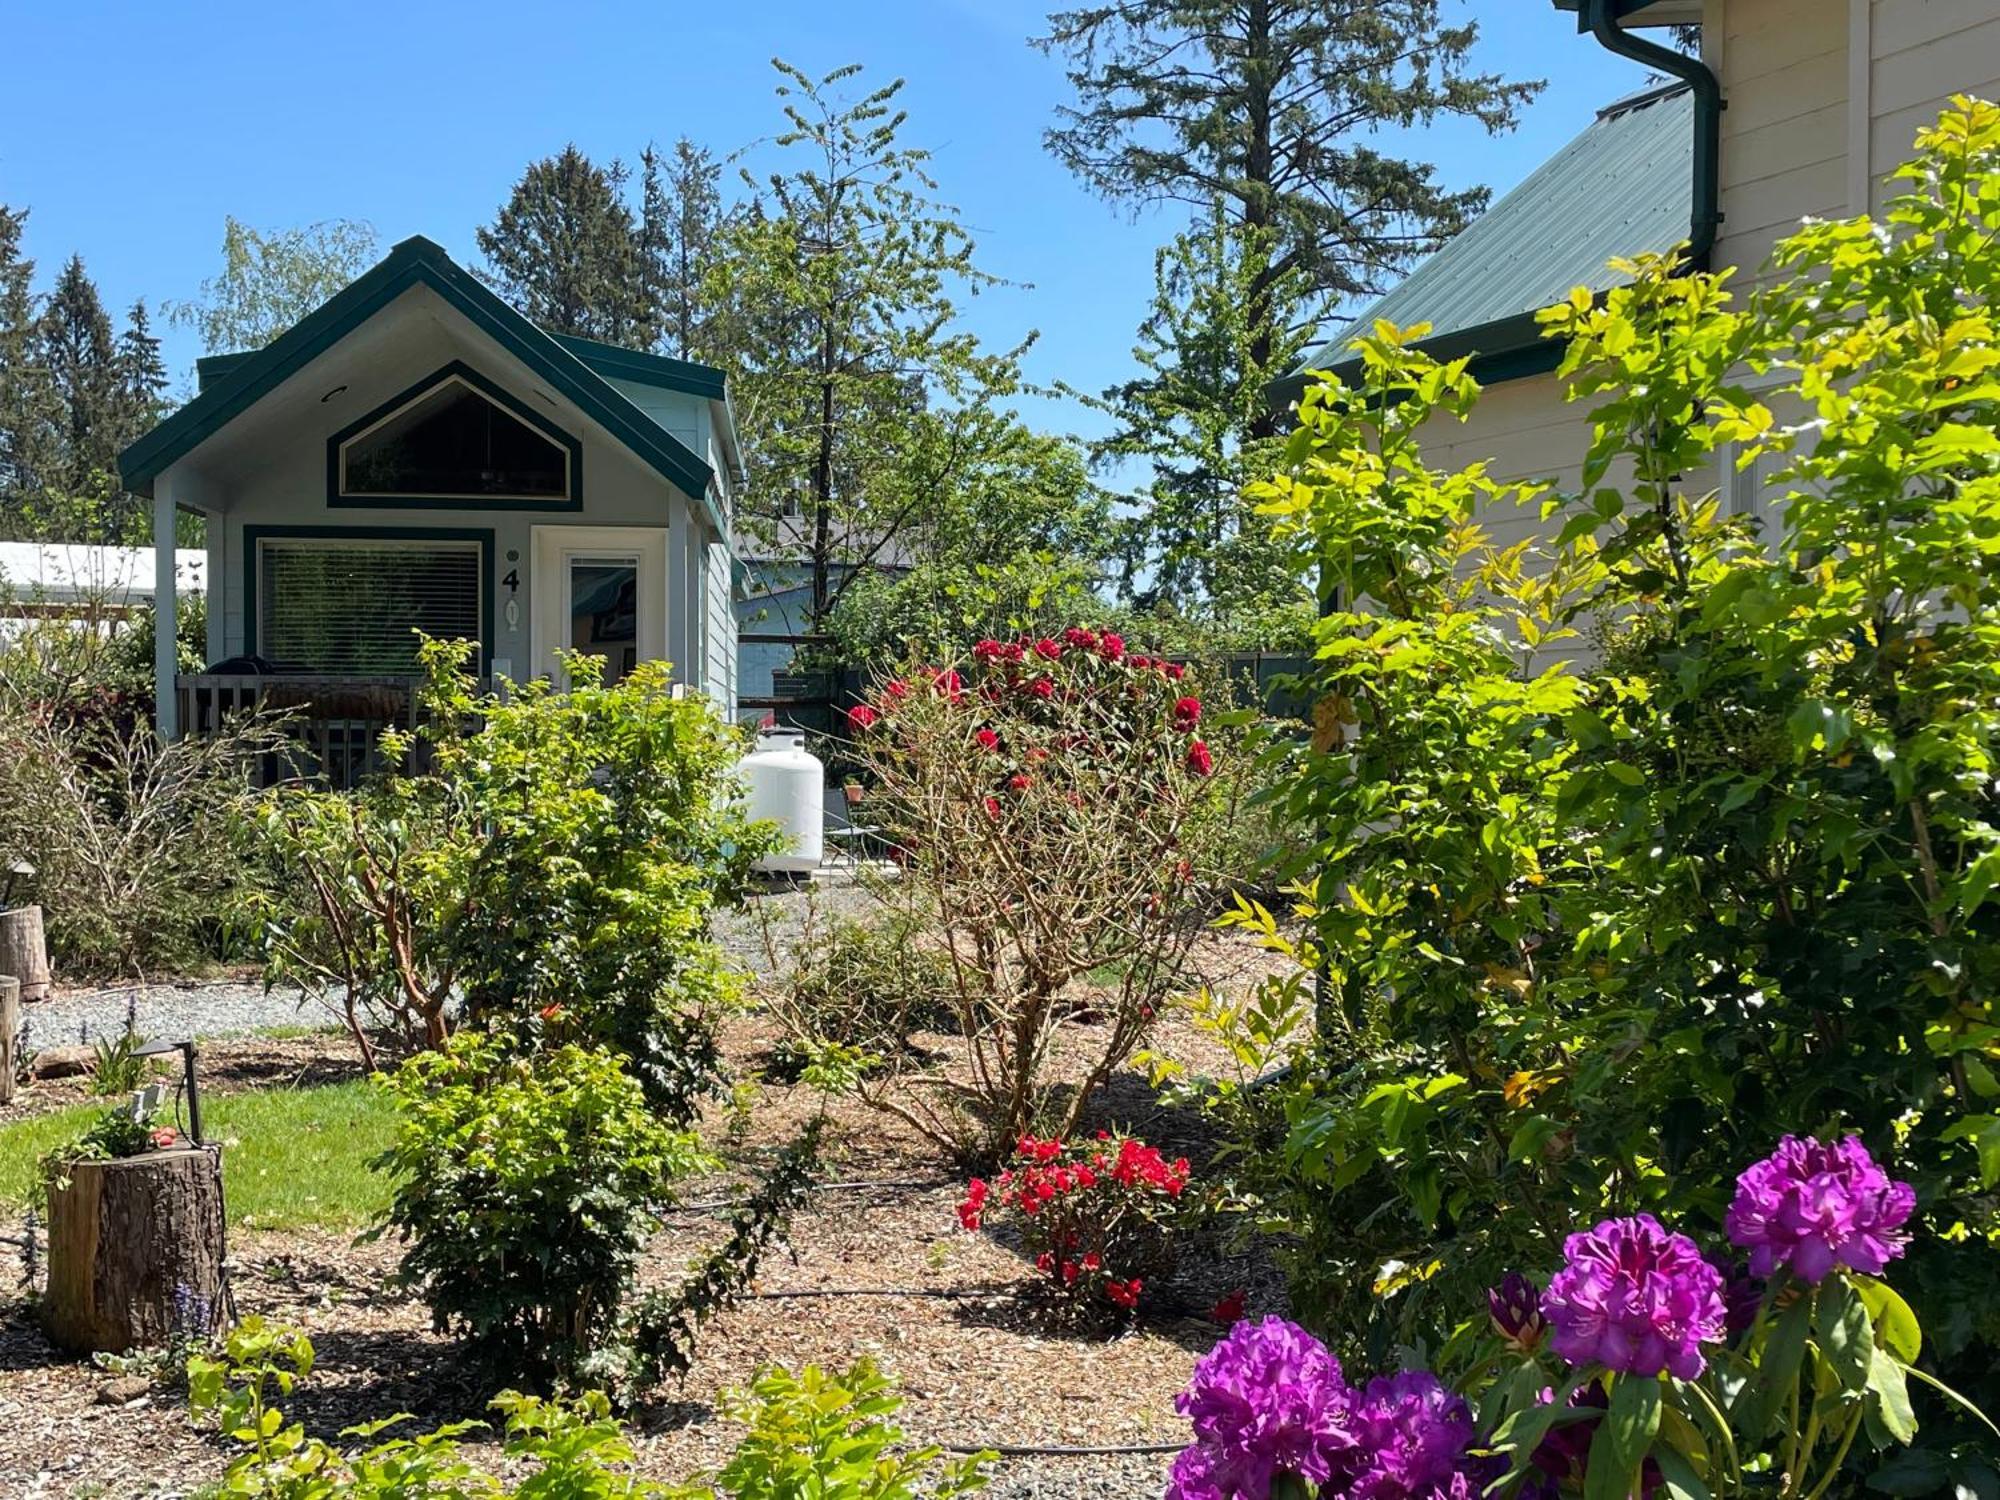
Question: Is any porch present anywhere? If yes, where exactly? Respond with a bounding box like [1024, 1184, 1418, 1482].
[177, 672, 426, 789]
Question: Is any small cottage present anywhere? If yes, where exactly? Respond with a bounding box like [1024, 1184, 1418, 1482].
[119, 234, 743, 773]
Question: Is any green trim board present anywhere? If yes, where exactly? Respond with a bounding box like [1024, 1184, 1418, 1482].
[324, 359, 585, 512]
[551, 335, 727, 401]
[242, 523, 497, 676]
[120, 235, 728, 540]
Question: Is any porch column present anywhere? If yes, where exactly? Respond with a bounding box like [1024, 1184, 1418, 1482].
[154, 480, 178, 740]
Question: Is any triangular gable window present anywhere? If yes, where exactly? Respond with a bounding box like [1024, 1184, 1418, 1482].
[332, 362, 581, 508]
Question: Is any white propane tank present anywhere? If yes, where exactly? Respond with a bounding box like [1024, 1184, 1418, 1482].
[739, 727, 825, 874]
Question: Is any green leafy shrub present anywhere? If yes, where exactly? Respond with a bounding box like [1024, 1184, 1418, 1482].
[188, 1318, 679, 1498]
[707, 1359, 992, 1500]
[1226, 97, 2000, 1416]
[249, 639, 774, 1115]
[367, 1033, 711, 1380]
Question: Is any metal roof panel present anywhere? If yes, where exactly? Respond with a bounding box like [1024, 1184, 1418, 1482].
[1297, 84, 1694, 372]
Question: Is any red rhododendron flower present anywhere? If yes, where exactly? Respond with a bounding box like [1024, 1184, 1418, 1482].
[883, 679, 911, 702]
[1163, 661, 1186, 680]
[1172, 696, 1203, 731]
[1210, 1289, 1247, 1324]
[982, 796, 1002, 821]
[1063, 626, 1099, 651]
[1061, 1260, 1079, 1286]
[975, 728, 1000, 752]
[929, 668, 965, 702]
[1025, 677, 1056, 699]
[1128, 654, 1152, 670]
[1082, 1251, 1103, 1272]
[847, 704, 879, 732]
[1098, 632, 1125, 660]
[1033, 637, 1064, 660]
[1008, 772, 1033, 792]
[1105, 1278, 1142, 1309]
[1186, 740, 1214, 777]
[958, 1178, 989, 1231]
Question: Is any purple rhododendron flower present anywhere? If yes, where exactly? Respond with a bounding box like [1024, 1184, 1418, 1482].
[1488, 1272, 1546, 1351]
[1167, 1316, 1354, 1499]
[1543, 1214, 1727, 1379]
[1725, 1134, 1916, 1284]
[1334, 1370, 1480, 1500]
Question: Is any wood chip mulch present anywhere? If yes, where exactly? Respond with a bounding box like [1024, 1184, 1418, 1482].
[0, 929, 1296, 1499]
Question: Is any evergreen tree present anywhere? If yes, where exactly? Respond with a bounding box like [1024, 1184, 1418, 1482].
[1086, 204, 1313, 619]
[117, 299, 168, 435]
[166, 216, 377, 352]
[1038, 0, 1542, 438]
[41, 255, 123, 506]
[0, 205, 57, 528]
[639, 139, 729, 362]
[476, 147, 657, 347]
[709, 62, 1031, 631]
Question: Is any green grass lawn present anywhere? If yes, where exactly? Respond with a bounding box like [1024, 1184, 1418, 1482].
[0, 1080, 397, 1231]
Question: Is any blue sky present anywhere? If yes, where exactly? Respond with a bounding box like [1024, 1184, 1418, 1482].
[0, 1, 1653, 436]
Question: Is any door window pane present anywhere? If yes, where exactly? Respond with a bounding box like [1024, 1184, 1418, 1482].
[569, 559, 638, 684]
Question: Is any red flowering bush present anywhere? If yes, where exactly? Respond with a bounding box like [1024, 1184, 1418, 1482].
[957, 1131, 1190, 1320]
[833, 628, 1235, 1161]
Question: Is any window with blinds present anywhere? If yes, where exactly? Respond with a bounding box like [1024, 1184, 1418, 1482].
[258, 538, 482, 674]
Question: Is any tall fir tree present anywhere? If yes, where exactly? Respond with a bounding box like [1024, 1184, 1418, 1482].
[1086, 204, 1313, 620]
[1038, 0, 1542, 438]
[117, 299, 168, 434]
[476, 146, 658, 347]
[639, 139, 729, 362]
[709, 62, 1031, 631]
[40, 255, 126, 536]
[0, 205, 58, 530]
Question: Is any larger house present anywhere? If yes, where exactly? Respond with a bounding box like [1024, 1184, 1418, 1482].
[1281, 0, 2000, 532]
[119, 234, 743, 774]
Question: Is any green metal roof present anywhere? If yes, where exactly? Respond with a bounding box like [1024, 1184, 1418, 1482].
[1292, 81, 1694, 380]
[129, 235, 727, 537]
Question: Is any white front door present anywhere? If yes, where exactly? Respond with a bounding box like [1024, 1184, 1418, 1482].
[530, 526, 668, 685]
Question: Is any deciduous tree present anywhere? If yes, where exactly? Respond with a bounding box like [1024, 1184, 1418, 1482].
[165, 216, 377, 352]
[710, 62, 1032, 631]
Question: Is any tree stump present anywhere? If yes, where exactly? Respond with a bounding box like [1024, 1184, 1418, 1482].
[0, 906, 51, 1002]
[43, 1148, 226, 1354]
[0, 975, 17, 1104]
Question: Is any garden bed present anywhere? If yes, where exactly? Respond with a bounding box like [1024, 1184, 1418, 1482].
[0, 914, 1290, 1498]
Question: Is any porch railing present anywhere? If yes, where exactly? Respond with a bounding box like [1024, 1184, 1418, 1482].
[177, 673, 420, 789]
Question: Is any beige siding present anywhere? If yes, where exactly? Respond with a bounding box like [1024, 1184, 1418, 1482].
[1867, 2, 2000, 212]
[1712, 0, 1848, 282]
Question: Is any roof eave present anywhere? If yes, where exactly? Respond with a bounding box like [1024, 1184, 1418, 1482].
[120, 237, 729, 540]
[1267, 308, 1559, 409]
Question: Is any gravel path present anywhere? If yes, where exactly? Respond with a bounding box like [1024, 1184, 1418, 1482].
[21, 874, 883, 1055]
[21, 978, 337, 1052]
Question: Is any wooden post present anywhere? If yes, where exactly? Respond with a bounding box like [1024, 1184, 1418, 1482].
[0, 906, 50, 1002]
[0, 975, 17, 1105]
[44, 1148, 227, 1354]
